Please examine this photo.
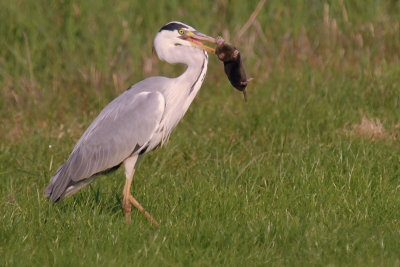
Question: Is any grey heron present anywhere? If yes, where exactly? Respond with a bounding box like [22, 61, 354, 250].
[44, 21, 217, 225]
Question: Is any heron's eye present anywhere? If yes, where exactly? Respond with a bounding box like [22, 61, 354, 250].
[178, 29, 185, 35]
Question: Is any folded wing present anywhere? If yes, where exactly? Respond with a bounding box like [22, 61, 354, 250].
[45, 91, 165, 202]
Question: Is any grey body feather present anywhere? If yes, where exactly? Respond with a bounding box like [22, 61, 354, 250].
[45, 78, 168, 202]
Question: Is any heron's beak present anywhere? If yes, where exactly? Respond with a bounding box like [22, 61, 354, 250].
[182, 31, 217, 54]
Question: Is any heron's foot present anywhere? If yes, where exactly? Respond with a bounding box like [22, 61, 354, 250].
[129, 195, 159, 226]
[122, 194, 159, 226]
[122, 196, 133, 224]
[122, 165, 158, 226]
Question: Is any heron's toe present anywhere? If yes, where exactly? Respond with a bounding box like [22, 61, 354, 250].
[122, 198, 132, 223]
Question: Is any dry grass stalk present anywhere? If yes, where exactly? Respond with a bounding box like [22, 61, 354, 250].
[351, 116, 388, 141]
[235, 0, 266, 43]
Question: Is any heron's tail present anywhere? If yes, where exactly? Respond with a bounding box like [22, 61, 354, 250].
[44, 161, 120, 202]
[44, 164, 70, 202]
[45, 165, 97, 202]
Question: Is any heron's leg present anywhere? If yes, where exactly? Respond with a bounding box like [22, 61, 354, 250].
[122, 170, 134, 223]
[122, 156, 159, 226]
[128, 194, 159, 226]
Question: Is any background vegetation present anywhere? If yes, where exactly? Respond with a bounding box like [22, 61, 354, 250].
[1, 0, 400, 265]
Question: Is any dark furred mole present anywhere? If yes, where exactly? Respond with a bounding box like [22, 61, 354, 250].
[215, 37, 253, 101]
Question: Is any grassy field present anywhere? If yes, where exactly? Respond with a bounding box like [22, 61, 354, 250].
[1, 0, 400, 265]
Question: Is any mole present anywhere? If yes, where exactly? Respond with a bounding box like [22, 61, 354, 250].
[215, 36, 253, 101]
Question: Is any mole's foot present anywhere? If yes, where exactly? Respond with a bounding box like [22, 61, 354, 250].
[233, 49, 239, 59]
[240, 77, 254, 85]
[216, 36, 225, 46]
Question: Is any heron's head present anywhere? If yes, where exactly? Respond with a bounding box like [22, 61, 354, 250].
[154, 21, 216, 64]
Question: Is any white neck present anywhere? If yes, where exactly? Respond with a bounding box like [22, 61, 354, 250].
[176, 50, 208, 98]
[160, 49, 208, 143]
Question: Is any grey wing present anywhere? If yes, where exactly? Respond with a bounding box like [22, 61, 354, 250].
[45, 91, 165, 202]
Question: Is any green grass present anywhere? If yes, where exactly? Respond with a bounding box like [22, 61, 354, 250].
[1, 0, 400, 265]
